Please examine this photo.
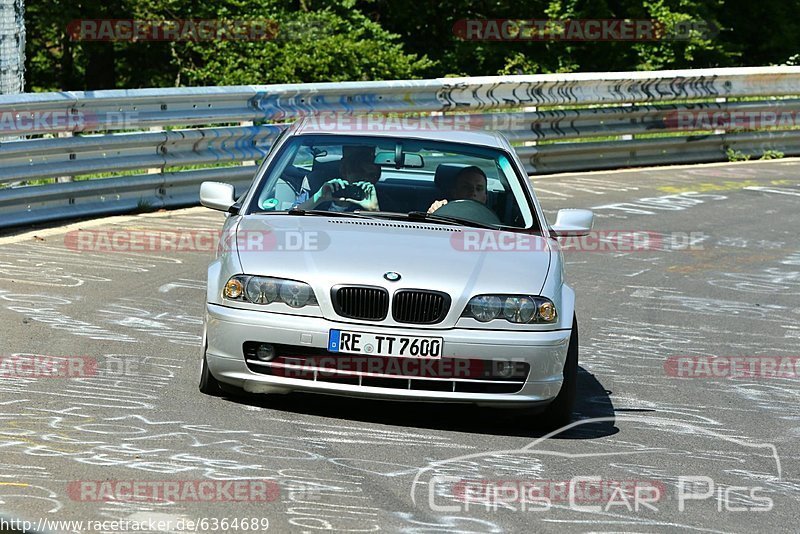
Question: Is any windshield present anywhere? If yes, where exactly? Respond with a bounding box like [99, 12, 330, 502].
[247, 134, 537, 230]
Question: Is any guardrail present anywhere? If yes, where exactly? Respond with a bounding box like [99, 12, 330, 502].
[2, 66, 800, 229]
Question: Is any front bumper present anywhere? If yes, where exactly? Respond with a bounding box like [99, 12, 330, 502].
[205, 303, 572, 407]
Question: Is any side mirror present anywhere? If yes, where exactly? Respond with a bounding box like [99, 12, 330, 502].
[551, 209, 593, 237]
[200, 182, 236, 212]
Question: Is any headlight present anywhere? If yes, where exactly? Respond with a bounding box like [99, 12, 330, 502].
[279, 280, 314, 308]
[502, 297, 536, 323]
[468, 295, 503, 322]
[223, 275, 318, 308]
[245, 277, 279, 304]
[463, 295, 558, 324]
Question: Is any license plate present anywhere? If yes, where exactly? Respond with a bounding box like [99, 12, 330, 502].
[328, 330, 443, 359]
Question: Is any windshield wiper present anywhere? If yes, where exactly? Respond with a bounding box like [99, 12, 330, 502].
[364, 210, 501, 229]
[282, 208, 372, 219]
[281, 209, 513, 231]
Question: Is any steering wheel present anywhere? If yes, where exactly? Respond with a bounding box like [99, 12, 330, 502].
[433, 199, 502, 226]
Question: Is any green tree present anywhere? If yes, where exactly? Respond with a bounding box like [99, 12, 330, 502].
[174, 8, 434, 85]
[364, 0, 739, 75]
[25, 0, 434, 91]
[715, 0, 800, 67]
[24, 0, 800, 91]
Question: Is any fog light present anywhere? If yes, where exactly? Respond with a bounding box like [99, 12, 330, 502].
[256, 343, 275, 361]
[494, 360, 516, 378]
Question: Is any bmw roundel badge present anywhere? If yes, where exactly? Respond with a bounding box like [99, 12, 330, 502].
[383, 271, 401, 282]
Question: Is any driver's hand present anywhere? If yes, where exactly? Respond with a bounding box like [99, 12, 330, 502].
[314, 178, 348, 204]
[427, 199, 448, 213]
[340, 181, 380, 211]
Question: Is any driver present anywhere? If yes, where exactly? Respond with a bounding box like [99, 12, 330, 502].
[428, 165, 487, 213]
[295, 145, 381, 212]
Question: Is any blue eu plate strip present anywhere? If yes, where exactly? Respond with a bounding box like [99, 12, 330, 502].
[328, 330, 341, 352]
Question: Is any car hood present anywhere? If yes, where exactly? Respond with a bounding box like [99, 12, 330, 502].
[235, 215, 552, 323]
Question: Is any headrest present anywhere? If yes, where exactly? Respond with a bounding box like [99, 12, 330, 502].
[340, 146, 380, 183]
[435, 164, 483, 195]
[342, 145, 375, 161]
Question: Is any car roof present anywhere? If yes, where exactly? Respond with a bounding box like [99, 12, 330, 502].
[292, 117, 509, 148]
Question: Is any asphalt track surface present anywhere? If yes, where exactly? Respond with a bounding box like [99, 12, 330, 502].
[0, 158, 798, 533]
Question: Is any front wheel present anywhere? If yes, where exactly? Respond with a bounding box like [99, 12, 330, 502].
[199, 348, 223, 396]
[539, 314, 579, 430]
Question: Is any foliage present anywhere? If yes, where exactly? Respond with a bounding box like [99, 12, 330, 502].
[760, 149, 784, 160]
[25, 0, 433, 90]
[725, 148, 750, 162]
[23, 0, 800, 91]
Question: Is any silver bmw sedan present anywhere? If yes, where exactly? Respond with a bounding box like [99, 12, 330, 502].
[198, 118, 593, 428]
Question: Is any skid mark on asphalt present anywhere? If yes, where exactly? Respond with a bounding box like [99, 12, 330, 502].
[97, 297, 203, 346]
[0, 290, 139, 343]
[745, 185, 800, 197]
[591, 192, 728, 216]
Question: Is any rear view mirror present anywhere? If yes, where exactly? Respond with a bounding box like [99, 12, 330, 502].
[375, 151, 424, 168]
[402, 153, 424, 167]
[375, 151, 395, 165]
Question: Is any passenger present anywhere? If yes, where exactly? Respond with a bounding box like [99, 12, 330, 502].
[428, 165, 487, 213]
[295, 146, 381, 212]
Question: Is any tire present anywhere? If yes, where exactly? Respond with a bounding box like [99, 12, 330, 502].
[539, 314, 579, 431]
[199, 348, 224, 397]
